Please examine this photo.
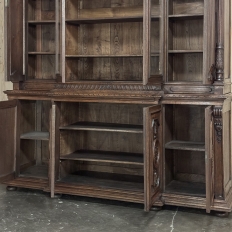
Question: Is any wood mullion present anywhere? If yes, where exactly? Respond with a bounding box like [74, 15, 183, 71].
[55, 0, 59, 75]
[36, 0, 42, 79]
[61, 0, 66, 82]
[143, 0, 151, 85]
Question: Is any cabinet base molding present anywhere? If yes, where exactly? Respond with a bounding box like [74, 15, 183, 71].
[4, 178, 48, 191]
[54, 183, 144, 204]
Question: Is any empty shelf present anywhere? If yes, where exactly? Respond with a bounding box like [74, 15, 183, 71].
[66, 16, 159, 24]
[28, 20, 55, 25]
[168, 50, 203, 53]
[60, 122, 143, 133]
[60, 150, 143, 165]
[19, 165, 48, 179]
[20, 131, 49, 141]
[165, 180, 205, 197]
[58, 171, 144, 192]
[165, 141, 205, 151]
[28, 52, 56, 55]
[169, 14, 204, 19]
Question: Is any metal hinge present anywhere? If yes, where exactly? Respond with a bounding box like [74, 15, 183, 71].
[5, 0, 9, 7]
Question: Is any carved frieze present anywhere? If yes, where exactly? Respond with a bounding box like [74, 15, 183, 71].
[54, 84, 161, 91]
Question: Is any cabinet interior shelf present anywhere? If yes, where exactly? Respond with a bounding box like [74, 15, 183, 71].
[168, 50, 203, 54]
[60, 150, 143, 165]
[28, 20, 55, 25]
[66, 53, 159, 58]
[66, 16, 159, 25]
[58, 171, 144, 192]
[165, 180, 206, 197]
[165, 140, 205, 151]
[20, 131, 49, 141]
[169, 14, 204, 19]
[28, 52, 56, 55]
[60, 122, 143, 133]
[19, 164, 48, 179]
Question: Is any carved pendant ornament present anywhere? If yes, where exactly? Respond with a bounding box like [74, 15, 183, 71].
[213, 106, 223, 143]
[152, 119, 160, 189]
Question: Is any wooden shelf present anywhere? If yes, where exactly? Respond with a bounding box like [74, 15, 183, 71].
[66, 16, 159, 25]
[66, 53, 159, 58]
[28, 52, 56, 55]
[60, 122, 143, 133]
[165, 140, 205, 151]
[169, 14, 204, 19]
[28, 20, 55, 25]
[58, 171, 144, 192]
[19, 165, 48, 179]
[60, 150, 143, 165]
[168, 50, 203, 54]
[20, 131, 49, 141]
[165, 180, 206, 197]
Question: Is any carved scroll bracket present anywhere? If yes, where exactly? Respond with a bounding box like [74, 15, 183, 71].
[213, 106, 223, 143]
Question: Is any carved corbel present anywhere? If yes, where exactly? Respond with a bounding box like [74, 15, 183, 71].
[213, 106, 223, 143]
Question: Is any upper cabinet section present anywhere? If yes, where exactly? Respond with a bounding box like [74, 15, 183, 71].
[25, 0, 60, 80]
[166, 0, 215, 84]
[61, 0, 163, 84]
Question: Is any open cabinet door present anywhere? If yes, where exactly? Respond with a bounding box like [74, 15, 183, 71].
[144, 105, 162, 211]
[0, 100, 18, 182]
[205, 106, 214, 213]
[6, 0, 24, 81]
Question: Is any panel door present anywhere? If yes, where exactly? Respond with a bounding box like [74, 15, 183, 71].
[0, 100, 18, 182]
[205, 106, 214, 213]
[144, 105, 162, 211]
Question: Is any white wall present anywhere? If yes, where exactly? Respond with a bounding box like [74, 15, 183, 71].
[0, 0, 13, 101]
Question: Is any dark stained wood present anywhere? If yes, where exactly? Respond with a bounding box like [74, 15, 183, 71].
[205, 106, 214, 213]
[3, 0, 232, 215]
[58, 171, 144, 192]
[20, 164, 48, 179]
[165, 180, 206, 197]
[144, 105, 162, 211]
[169, 0, 204, 15]
[8, 0, 24, 81]
[0, 100, 17, 182]
[20, 131, 49, 140]
[60, 122, 143, 133]
[60, 150, 143, 165]
[165, 140, 205, 151]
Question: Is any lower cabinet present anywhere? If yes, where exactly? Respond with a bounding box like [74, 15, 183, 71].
[0, 99, 52, 190]
[0, 99, 232, 213]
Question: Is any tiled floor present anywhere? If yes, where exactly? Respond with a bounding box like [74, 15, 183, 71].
[0, 184, 232, 232]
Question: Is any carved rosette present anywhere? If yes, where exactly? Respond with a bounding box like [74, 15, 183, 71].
[215, 43, 224, 82]
[213, 106, 223, 143]
[152, 119, 160, 189]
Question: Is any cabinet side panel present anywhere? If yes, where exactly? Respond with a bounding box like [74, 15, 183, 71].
[0, 106, 16, 180]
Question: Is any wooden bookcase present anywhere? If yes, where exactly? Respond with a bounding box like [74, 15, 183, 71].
[0, 0, 232, 214]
